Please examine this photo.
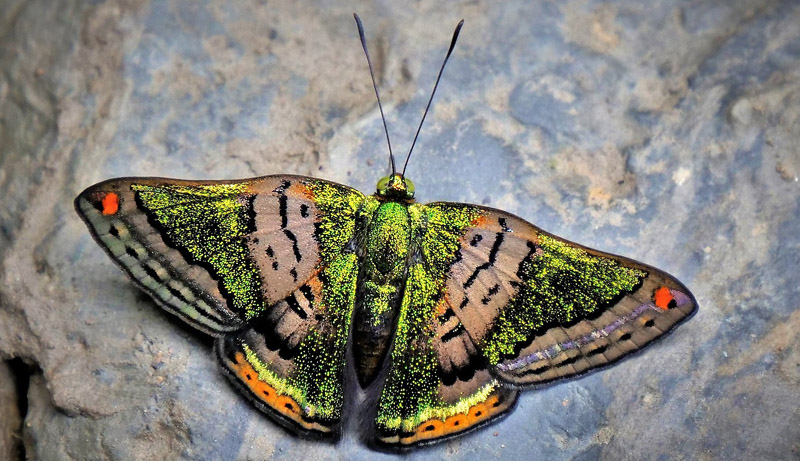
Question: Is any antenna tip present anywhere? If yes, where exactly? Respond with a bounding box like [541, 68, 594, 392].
[354, 13, 365, 36]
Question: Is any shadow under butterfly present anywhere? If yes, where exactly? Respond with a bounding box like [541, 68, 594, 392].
[75, 13, 697, 450]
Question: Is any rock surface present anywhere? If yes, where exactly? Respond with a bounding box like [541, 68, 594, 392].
[1, 0, 799, 459]
[0, 361, 21, 460]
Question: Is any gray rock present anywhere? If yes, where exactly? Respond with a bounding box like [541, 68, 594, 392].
[0, 361, 21, 460]
[1, 0, 799, 459]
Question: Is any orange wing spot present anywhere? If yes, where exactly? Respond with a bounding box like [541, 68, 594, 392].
[101, 192, 119, 215]
[306, 276, 324, 298]
[288, 182, 311, 195]
[414, 419, 445, 440]
[471, 215, 488, 226]
[296, 182, 316, 200]
[229, 352, 327, 432]
[274, 395, 301, 417]
[434, 296, 450, 317]
[232, 352, 280, 407]
[653, 286, 675, 310]
[446, 413, 469, 429]
[468, 401, 488, 420]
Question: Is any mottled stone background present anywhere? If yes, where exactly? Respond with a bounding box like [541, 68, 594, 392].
[1, 0, 798, 459]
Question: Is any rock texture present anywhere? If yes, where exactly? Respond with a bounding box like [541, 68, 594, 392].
[1, 0, 799, 459]
[0, 361, 22, 460]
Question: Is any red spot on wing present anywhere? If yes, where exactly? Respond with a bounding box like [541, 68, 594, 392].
[101, 192, 119, 215]
[653, 286, 675, 310]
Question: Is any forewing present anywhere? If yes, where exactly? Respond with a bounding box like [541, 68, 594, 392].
[76, 175, 365, 436]
[75, 175, 364, 334]
[437, 203, 697, 386]
[375, 204, 518, 447]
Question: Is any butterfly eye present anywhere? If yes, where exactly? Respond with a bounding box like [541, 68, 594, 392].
[402, 177, 415, 198]
[376, 175, 391, 195]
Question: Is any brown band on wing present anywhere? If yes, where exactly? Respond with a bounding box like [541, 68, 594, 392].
[248, 181, 322, 305]
[446, 226, 530, 342]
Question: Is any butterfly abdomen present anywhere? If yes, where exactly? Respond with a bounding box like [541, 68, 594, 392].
[353, 201, 412, 387]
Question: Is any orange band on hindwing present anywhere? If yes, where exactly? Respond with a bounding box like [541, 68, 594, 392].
[228, 351, 330, 433]
[410, 394, 501, 443]
[384, 391, 516, 446]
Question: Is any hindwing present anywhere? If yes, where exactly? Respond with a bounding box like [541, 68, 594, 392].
[215, 251, 359, 436]
[375, 203, 518, 447]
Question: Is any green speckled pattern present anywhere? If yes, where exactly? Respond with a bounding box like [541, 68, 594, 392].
[363, 202, 410, 278]
[290, 251, 359, 419]
[374, 202, 649, 434]
[243, 179, 365, 422]
[376, 262, 440, 431]
[132, 183, 266, 319]
[134, 179, 367, 422]
[376, 203, 483, 432]
[358, 202, 410, 326]
[481, 234, 646, 364]
[352, 200, 415, 385]
[304, 180, 368, 264]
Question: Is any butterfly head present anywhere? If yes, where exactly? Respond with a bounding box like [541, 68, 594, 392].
[376, 174, 415, 200]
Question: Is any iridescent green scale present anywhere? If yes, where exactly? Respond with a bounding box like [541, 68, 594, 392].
[74, 15, 697, 450]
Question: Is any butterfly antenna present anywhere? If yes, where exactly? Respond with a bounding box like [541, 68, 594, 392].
[354, 13, 396, 176]
[401, 19, 464, 177]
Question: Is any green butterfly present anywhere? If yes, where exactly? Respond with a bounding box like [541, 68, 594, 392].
[74, 15, 696, 448]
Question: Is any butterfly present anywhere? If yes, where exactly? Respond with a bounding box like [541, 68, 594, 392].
[74, 14, 697, 448]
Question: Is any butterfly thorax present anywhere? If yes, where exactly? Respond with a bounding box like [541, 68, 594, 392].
[353, 198, 414, 387]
